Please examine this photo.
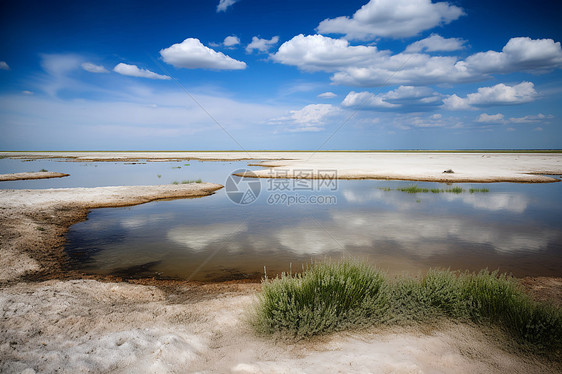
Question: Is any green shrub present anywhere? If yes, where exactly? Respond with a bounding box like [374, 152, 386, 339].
[251, 260, 562, 351]
[253, 260, 387, 338]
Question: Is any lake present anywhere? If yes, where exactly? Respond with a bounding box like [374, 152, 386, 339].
[2, 157, 561, 281]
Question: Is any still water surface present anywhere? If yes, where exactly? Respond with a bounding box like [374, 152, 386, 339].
[2, 158, 561, 280]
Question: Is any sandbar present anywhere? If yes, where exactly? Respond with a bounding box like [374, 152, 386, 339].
[0, 171, 69, 181]
[2, 151, 561, 183]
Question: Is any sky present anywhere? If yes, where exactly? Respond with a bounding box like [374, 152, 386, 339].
[0, 0, 561, 150]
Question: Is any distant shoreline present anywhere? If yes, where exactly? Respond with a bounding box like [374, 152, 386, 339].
[4, 151, 561, 183]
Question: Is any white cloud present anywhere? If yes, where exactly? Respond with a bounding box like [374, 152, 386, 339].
[113, 63, 171, 80]
[41, 53, 81, 76]
[318, 92, 337, 99]
[81, 62, 109, 73]
[343, 91, 398, 109]
[0, 61, 9, 70]
[223, 35, 240, 48]
[342, 86, 442, 111]
[534, 127, 543, 131]
[477, 112, 554, 124]
[217, 0, 238, 12]
[22, 90, 33, 95]
[160, 38, 246, 70]
[466, 37, 562, 74]
[508, 113, 553, 123]
[246, 36, 279, 53]
[273, 36, 562, 87]
[405, 34, 466, 53]
[443, 82, 537, 110]
[271, 34, 384, 72]
[477, 113, 506, 124]
[317, 0, 464, 40]
[270, 104, 340, 132]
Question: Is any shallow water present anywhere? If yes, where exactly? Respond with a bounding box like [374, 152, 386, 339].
[2, 158, 561, 280]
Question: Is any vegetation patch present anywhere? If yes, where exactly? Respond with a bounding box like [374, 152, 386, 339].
[171, 179, 202, 185]
[380, 185, 490, 194]
[470, 188, 490, 193]
[251, 260, 561, 353]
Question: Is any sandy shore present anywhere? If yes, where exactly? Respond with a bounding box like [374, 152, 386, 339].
[1, 154, 561, 372]
[2, 279, 559, 374]
[2, 151, 561, 183]
[0, 183, 223, 282]
[0, 171, 70, 181]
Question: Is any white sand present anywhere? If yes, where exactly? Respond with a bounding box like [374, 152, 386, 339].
[2, 151, 561, 182]
[0, 171, 69, 181]
[1, 279, 557, 373]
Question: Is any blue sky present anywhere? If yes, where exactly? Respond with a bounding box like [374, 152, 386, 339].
[0, 0, 561, 150]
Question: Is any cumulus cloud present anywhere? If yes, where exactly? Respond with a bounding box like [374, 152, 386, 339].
[271, 34, 384, 72]
[317, 0, 464, 40]
[113, 63, 171, 80]
[272, 35, 562, 87]
[160, 38, 246, 70]
[246, 36, 279, 53]
[477, 113, 506, 124]
[0, 61, 9, 70]
[405, 34, 466, 53]
[270, 104, 340, 132]
[443, 82, 537, 110]
[343, 86, 442, 111]
[466, 37, 562, 74]
[81, 62, 109, 73]
[217, 0, 238, 12]
[223, 35, 240, 48]
[318, 92, 337, 99]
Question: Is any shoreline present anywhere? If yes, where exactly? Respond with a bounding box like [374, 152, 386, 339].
[2, 151, 561, 183]
[0, 183, 223, 283]
[1, 155, 561, 372]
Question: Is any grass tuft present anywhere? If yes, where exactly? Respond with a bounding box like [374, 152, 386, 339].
[251, 260, 561, 352]
[396, 185, 429, 193]
[171, 179, 202, 185]
[39, 168, 48, 172]
[380, 185, 472, 194]
[443, 186, 464, 194]
[469, 188, 489, 193]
